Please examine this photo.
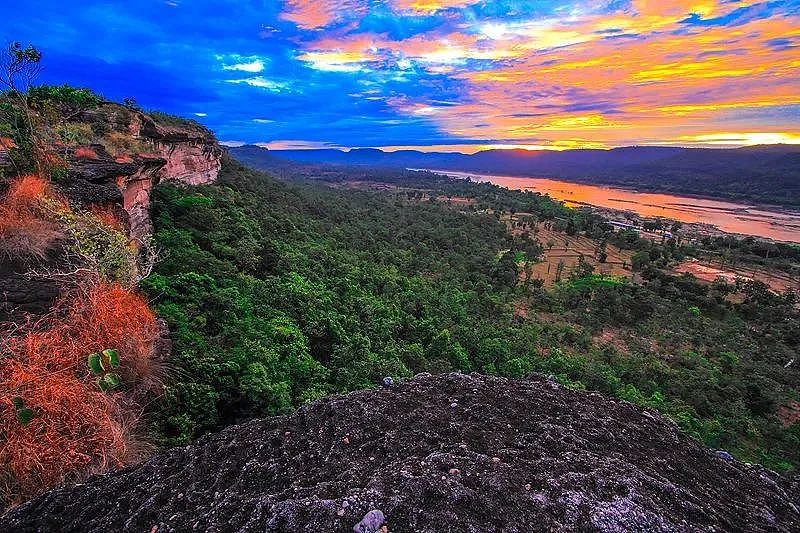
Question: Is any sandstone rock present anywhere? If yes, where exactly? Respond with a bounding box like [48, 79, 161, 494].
[0, 244, 66, 321]
[0, 266, 60, 320]
[0, 147, 12, 173]
[0, 102, 224, 323]
[62, 105, 223, 240]
[152, 140, 221, 186]
[1, 373, 798, 532]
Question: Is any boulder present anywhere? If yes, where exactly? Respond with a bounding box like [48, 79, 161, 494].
[2, 373, 798, 532]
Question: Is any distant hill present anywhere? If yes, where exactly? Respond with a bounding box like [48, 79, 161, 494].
[231, 144, 800, 207]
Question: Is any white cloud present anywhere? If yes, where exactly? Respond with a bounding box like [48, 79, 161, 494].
[225, 77, 288, 91]
[252, 118, 275, 123]
[224, 59, 265, 73]
[310, 61, 366, 73]
[217, 54, 267, 73]
[194, 112, 207, 117]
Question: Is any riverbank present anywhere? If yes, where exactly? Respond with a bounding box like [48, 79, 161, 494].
[423, 169, 800, 244]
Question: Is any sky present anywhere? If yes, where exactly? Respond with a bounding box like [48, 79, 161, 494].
[4, 1, 800, 152]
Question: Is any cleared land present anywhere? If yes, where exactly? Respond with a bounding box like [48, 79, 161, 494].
[503, 215, 635, 286]
[674, 259, 800, 294]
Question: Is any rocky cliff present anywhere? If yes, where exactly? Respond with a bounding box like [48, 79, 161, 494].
[0, 103, 222, 319]
[2, 373, 797, 532]
[66, 104, 223, 239]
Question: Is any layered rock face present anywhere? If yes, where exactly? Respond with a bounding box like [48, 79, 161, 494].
[74, 104, 223, 239]
[0, 104, 222, 320]
[0, 251, 62, 317]
[2, 373, 798, 532]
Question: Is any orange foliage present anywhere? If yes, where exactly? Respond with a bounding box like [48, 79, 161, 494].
[73, 146, 99, 160]
[41, 151, 66, 168]
[0, 136, 16, 149]
[0, 283, 160, 506]
[2, 175, 49, 208]
[0, 175, 62, 260]
[90, 205, 124, 231]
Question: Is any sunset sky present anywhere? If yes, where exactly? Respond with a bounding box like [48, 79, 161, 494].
[5, 1, 800, 151]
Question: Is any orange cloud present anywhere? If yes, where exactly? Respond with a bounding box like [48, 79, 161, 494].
[281, 0, 366, 29]
[286, 0, 800, 147]
[632, 0, 716, 17]
[282, 0, 478, 28]
[413, 11, 800, 146]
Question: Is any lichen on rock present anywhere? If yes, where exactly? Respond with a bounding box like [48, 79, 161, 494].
[2, 373, 797, 532]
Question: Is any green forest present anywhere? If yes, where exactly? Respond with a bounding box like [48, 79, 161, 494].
[142, 157, 800, 471]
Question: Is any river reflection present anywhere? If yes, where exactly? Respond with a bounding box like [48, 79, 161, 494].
[433, 170, 800, 243]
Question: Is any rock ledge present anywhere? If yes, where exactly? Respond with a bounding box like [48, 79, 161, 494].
[1, 373, 798, 532]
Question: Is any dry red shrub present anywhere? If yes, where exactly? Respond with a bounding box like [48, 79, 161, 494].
[73, 146, 99, 160]
[2, 174, 49, 208]
[90, 205, 124, 231]
[0, 175, 63, 260]
[0, 283, 160, 506]
[0, 136, 16, 149]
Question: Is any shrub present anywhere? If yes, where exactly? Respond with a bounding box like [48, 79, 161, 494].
[0, 175, 148, 284]
[73, 146, 99, 160]
[100, 131, 147, 157]
[55, 206, 141, 285]
[41, 151, 69, 180]
[0, 282, 160, 507]
[89, 205, 124, 231]
[1, 174, 49, 207]
[0, 175, 62, 260]
[28, 84, 101, 113]
[0, 97, 37, 174]
[57, 123, 94, 146]
[148, 110, 209, 133]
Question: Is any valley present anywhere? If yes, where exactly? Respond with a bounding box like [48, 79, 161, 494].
[429, 170, 800, 244]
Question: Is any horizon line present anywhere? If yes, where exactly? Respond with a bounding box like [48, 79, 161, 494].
[221, 140, 800, 155]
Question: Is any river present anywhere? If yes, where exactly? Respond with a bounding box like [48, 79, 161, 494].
[430, 170, 800, 243]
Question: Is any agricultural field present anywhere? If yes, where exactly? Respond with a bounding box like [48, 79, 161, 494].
[502, 214, 635, 286]
[674, 259, 800, 294]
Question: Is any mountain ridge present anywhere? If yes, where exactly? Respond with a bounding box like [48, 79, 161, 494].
[230, 144, 800, 206]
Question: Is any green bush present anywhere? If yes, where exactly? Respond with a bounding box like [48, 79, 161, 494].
[29, 84, 101, 112]
[57, 122, 94, 146]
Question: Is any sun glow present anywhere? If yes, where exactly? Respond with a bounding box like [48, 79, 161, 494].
[679, 132, 800, 146]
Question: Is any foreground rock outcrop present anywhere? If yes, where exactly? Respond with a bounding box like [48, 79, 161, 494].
[2, 373, 798, 532]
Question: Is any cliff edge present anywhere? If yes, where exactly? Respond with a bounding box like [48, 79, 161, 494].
[0, 101, 222, 320]
[2, 373, 797, 532]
